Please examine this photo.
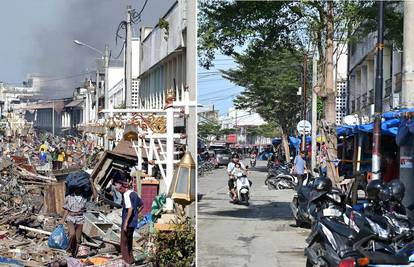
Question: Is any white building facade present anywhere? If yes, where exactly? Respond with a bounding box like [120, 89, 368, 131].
[138, 1, 187, 109]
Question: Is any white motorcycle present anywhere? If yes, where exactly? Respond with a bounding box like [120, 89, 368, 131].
[234, 171, 251, 206]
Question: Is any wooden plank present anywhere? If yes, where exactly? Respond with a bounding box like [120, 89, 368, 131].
[18, 225, 51, 235]
[43, 181, 65, 215]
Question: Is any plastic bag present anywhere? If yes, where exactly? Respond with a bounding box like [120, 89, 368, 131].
[48, 224, 69, 250]
[136, 213, 153, 229]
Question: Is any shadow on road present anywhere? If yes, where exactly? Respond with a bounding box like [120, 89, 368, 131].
[202, 201, 293, 221]
[249, 165, 268, 173]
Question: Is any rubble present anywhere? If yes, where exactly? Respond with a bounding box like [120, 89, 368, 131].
[0, 116, 195, 266]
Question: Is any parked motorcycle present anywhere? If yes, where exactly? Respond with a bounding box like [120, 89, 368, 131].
[305, 179, 412, 267]
[291, 172, 316, 227]
[266, 163, 296, 190]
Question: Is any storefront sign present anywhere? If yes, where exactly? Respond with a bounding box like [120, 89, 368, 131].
[400, 156, 413, 169]
[227, 134, 237, 143]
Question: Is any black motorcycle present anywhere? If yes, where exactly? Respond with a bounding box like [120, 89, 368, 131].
[305, 179, 412, 267]
[290, 170, 319, 227]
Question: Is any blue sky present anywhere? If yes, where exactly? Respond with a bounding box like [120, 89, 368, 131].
[198, 54, 244, 117]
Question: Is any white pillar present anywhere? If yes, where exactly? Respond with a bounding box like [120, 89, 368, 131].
[165, 106, 174, 211]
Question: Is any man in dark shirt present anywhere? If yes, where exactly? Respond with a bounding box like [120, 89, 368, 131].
[116, 180, 143, 264]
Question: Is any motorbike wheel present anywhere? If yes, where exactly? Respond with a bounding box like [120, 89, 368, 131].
[306, 242, 326, 267]
[306, 258, 314, 267]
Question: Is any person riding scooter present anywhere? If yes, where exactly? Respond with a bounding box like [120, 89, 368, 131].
[227, 154, 246, 202]
[249, 150, 257, 167]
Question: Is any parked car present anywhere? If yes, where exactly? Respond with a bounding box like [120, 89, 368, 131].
[214, 148, 232, 166]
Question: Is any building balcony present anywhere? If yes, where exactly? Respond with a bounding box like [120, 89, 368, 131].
[385, 78, 392, 97]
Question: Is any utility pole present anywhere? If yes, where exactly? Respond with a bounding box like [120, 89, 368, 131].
[302, 53, 308, 152]
[311, 51, 318, 174]
[52, 100, 55, 136]
[95, 69, 100, 119]
[104, 44, 110, 110]
[401, 0, 414, 222]
[372, 1, 384, 181]
[125, 6, 133, 108]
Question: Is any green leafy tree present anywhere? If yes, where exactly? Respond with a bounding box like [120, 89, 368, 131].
[247, 122, 282, 139]
[222, 48, 305, 162]
[219, 128, 236, 136]
[198, 120, 221, 140]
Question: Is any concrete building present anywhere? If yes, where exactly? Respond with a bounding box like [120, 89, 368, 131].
[220, 107, 271, 145]
[348, 32, 402, 122]
[334, 42, 348, 125]
[138, 1, 188, 109]
[0, 74, 41, 116]
[198, 105, 219, 123]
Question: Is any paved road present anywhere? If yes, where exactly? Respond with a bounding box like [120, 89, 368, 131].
[197, 160, 309, 267]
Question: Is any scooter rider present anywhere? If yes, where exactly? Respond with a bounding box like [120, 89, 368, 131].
[227, 154, 246, 202]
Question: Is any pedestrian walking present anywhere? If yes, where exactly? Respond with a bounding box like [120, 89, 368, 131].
[61, 186, 87, 257]
[116, 180, 143, 264]
[293, 150, 307, 189]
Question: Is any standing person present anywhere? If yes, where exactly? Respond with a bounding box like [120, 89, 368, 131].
[39, 142, 47, 153]
[57, 148, 65, 169]
[293, 151, 307, 189]
[116, 180, 143, 264]
[39, 148, 47, 163]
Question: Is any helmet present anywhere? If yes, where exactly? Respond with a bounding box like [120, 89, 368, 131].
[313, 177, 332, 192]
[366, 180, 383, 201]
[232, 153, 240, 159]
[386, 180, 405, 202]
[378, 185, 392, 202]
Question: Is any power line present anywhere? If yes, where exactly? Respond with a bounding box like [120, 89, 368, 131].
[198, 86, 242, 97]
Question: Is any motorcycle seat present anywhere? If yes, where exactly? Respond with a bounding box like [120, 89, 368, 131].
[322, 218, 355, 240]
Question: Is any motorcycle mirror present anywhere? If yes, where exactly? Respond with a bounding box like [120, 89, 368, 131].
[246, 166, 249, 169]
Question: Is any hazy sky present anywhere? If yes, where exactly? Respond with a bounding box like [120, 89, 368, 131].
[0, 0, 174, 98]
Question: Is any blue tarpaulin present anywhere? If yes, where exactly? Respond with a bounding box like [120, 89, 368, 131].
[335, 109, 412, 137]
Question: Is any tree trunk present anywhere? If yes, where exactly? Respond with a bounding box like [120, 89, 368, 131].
[281, 130, 291, 163]
[324, 0, 339, 182]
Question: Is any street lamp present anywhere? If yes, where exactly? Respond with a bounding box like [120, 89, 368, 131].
[73, 39, 110, 110]
[73, 40, 103, 56]
[168, 151, 196, 206]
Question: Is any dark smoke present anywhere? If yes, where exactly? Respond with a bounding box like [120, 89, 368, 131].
[28, 0, 174, 99]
